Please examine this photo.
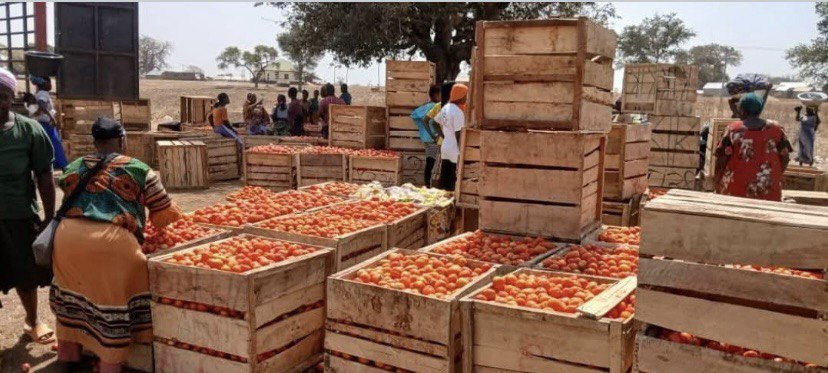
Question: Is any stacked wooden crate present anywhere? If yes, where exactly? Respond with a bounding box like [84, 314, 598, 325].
[116, 99, 152, 131]
[621, 64, 700, 189]
[386, 60, 437, 185]
[603, 123, 649, 226]
[473, 18, 616, 242]
[348, 154, 402, 187]
[783, 165, 828, 191]
[243, 148, 298, 191]
[157, 140, 209, 189]
[328, 105, 386, 149]
[201, 137, 241, 182]
[296, 151, 348, 187]
[125, 131, 194, 168]
[636, 189, 827, 372]
[149, 234, 335, 373]
[180, 95, 216, 130]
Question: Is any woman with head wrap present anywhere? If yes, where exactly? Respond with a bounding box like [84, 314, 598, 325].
[0, 68, 57, 347]
[242, 92, 262, 123]
[714, 92, 793, 201]
[271, 94, 290, 136]
[433, 82, 468, 191]
[208, 92, 243, 150]
[50, 117, 182, 372]
[28, 75, 68, 169]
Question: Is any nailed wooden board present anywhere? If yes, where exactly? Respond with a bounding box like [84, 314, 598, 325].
[647, 115, 701, 133]
[651, 131, 701, 152]
[647, 166, 696, 189]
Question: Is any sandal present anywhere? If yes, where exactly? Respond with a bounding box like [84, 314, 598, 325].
[24, 323, 56, 345]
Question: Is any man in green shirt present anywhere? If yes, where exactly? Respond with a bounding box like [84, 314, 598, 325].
[0, 67, 57, 345]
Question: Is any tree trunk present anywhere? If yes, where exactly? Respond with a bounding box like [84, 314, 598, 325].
[434, 56, 462, 84]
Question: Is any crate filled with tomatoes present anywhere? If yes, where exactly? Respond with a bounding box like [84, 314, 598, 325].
[419, 229, 563, 271]
[148, 234, 335, 373]
[348, 149, 402, 187]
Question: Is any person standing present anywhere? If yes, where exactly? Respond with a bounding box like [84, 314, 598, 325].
[319, 83, 345, 139]
[411, 84, 441, 186]
[51, 117, 182, 373]
[308, 89, 320, 126]
[271, 94, 290, 136]
[340, 83, 352, 105]
[242, 93, 262, 124]
[300, 89, 311, 125]
[0, 68, 56, 346]
[714, 93, 793, 201]
[29, 75, 68, 169]
[287, 87, 304, 136]
[434, 83, 468, 191]
[246, 106, 271, 136]
[209, 93, 243, 149]
[794, 105, 820, 166]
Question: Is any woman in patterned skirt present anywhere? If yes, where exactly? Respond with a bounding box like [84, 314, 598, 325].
[50, 117, 182, 372]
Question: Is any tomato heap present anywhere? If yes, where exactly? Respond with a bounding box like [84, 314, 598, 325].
[325, 200, 418, 223]
[298, 146, 354, 155]
[604, 292, 635, 320]
[597, 226, 640, 245]
[303, 181, 360, 197]
[659, 330, 819, 367]
[474, 272, 607, 312]
[248, 144, 297, 154]
[280, 136, 322, 143]
[165, 236, 317, 273]
[725, 264, 824, 280]
[225, 186, 278, 203]
[193, 190, 343, 227]
[257, 212, 379, 238]
[351, 149, 399, 158]
[142, 216, 220, 254]
[429, 230, 558, 266]
[540, 244, 638, 278]
[354, 252, 492, 299]
[328, 351, 413, 372]
[648, 187, 669, 201]
[157, 297, 243, 318]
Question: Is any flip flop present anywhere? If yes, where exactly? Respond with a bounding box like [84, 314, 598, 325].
[23, 323, 56, 345]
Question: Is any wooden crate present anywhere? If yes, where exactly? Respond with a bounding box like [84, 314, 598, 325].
[241, 135, 282, 149]
[783, 165, 828, 192]
[386, 114, 425, 151]
[478, 130, 605, 241]
[621, 64, 698, 116]
[418, 230, 563, 271]
[601, 194, 644, 227]
[385, 60, 436, 108]
[426, 203, 455, 245]
[400, 152, 439, 186]
[456, 207, 479, 234]
[348, 155, 402, 187]
[157, 140, 209, 189]
[297, 181, 360, 199]
[243, 151, 297, 191]
[384, 206, 429, 250]
[647, 165, 697, 189]
[782, 190, 828, 206]
[460, 268, 637, 373]
[647, 114, 701, 132]
[473, 18, 616, 131]
[187, 136, 242, 182]
[605, 123, 650, 201]
[118, 99, 152, 132]
[247, 212, 387, 271]
[125, 131, 194, 168]
[58, 99, 116, 135]
[651, 131, 700, 152]
[638, 190, 828, 367]
[148, 234, 335, 373]
[455, 128, 480, 208]
[296, 153, 348, 187]
[180, 96, 216, 126]
[328, 105, 387, 149]
[325, 249, 500, 373]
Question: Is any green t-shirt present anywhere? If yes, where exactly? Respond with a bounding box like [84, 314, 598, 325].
[0, 114, 54, 219]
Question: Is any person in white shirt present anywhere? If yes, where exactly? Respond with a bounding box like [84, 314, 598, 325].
[433, 83, 468, 191]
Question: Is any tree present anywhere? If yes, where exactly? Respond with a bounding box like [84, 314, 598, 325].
[617, 13, 695, 65]
[277, 29, 322, 91]
[139, 35, 172, 75]
[674, 44, 742, 89]
[216, 45, 279, 88]
[270, 3, 616, 82]
[786, 3, 828, 91]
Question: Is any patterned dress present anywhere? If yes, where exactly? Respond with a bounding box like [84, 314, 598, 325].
[50, 154, 181, 364]
[714, 120, 792, 201]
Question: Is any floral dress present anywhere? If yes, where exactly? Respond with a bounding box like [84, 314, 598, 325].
[715, 120, 792, 201]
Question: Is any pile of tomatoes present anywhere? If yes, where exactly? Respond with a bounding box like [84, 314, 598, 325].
[326, 200, 418, 224]
[725, 264, 824, 280]
[351, 149, 399, 159]
[192, 189, 343, 227]
[257, 212, 378, 238]
[354, 252, 492, 299]
[475, 273, 602, 312]
[142, 216, 220, 254]
[157, 297, 243, 319]
[659, 330, 819, 367]
[247, 144, 297, 154]
[298, 146, 354, 155]
[429, 230, 558, 266]
[302, 181, 361, 197]
[597, 226, 640, 245]
[165, 236, 317, 273]
[540, 244, 638, 278]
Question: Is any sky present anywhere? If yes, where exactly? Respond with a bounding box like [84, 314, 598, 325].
[44, 2, 822, 90]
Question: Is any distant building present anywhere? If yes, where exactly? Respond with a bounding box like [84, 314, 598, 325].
[702, 82, 726, 97]
[145, 70, 204, 80]
[770, 82, 813, 99]
[262, 59, 298, 85]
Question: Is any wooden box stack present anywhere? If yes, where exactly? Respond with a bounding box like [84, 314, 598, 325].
[180, 96, 217, 129]
[148, 234, 335, 373]
[157, 140, 209, 189]
[636, 189, 827, 372]
[243, 149, 298, 191]
[603, 123, 649, 225]
[117, 99, 152, 132]
[620, 63, 700, 189]
[471, 18, 616, 242]
[296, 152, 348, 187]
[460, 269, 637, 373]
[783, 165, 828, 192]
[348, 154, 402, 187]
[328, 105, 387, 149]
[125, 131, 194, 168]
[456, 128, 481, 209]
[201, 137, 241, 182]
[324, 249, 499, 372]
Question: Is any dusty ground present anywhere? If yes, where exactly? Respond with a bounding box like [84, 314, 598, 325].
[0, 180, 245, 373]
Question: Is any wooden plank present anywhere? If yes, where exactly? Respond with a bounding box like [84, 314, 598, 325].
[783, 190, 828, 206]
[480, 130, 601, 169]
[480, 166, 586, 205]
[647, 166, 696, 189]
[577, 276, 637, 319]
[651, 131, 700, 152]
[325, 331, 449, 373]
[647, 115, 701, 133]
[650, 150, 698, 168]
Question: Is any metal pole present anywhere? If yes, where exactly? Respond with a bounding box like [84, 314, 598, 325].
[34, 2, 46, 51]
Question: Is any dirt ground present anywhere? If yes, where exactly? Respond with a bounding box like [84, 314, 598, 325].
[0, 180, 245, 373]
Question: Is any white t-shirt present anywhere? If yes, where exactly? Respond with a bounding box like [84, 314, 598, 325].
[434, 103, 465, 163]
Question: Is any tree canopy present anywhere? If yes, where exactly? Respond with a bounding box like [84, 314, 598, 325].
[139, 35, 172, 75]
[617, 13, 695, 65]
[277, 29, 322, 91]
[674, 44, 742, 89]
[271, 2, 616, 82]
[216, 45, 279, 88]
[786, 3, 828, 91]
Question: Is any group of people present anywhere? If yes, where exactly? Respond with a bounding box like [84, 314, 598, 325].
[207, 83, 353, 147]
[411, 81, 468, 190]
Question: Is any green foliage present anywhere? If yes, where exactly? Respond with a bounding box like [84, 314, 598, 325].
[270, 2, 616, 82]
[216, 45, 279, 88]
[277, 30, 322, 90]
[674, 44, 742, 88]
[139, 35, 172, 75]
[786, 3, 828, 91]
[617, 13, 695, 65]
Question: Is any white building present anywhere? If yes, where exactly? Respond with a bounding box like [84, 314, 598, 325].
[261, 59, 299, 85]
[702, 82, 726, 97]
[771, 82, 813, 99]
